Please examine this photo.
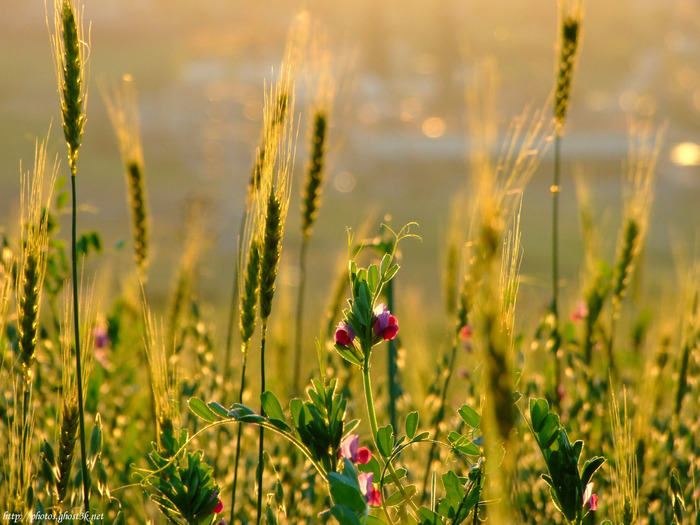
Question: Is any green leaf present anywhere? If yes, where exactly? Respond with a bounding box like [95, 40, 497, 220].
[208, 402, 229, 418]
[88, 421, 102, 461]
[529, 398, 549, 432]
[368, 264, 379, 293]
[188, 398, 217, 423]
[412, 431, 430, 442]
[384, 484, 416, 507]
[261, 391, 286, 422]
[417, 506, 444, 524]
[404, 412, 418, 440]
[442, 471, 464, 502]
[330, 505, 362, 525]
[538, 413, 561, 449]
[57, 191, 70, 210]
[380, 253, 391, 277]
[328, 473, 367, 514]
[384, 264, 400, 283]
[376, 425, 394, 458]
[458, 404, 480, 429]
[581, 456, 605, 487]
[335, 344, 363, 367]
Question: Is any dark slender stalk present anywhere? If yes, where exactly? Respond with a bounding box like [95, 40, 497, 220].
[71, 172, 90, 513]
[256, 329, 268, 525]
[386, 279, 398, 433]
[223, 217, 247, 402]
[552, 130, 562, 401]
[230, 350, 248, 525]
[293, 238, 308, 396]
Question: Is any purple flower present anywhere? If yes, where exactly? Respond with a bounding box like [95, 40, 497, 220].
[93, 325, 110, 349]
[372, 304, 399, 341]
[334, 322, 355, 347]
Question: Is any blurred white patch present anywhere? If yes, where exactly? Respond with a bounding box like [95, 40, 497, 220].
[670, 142, 700, 167]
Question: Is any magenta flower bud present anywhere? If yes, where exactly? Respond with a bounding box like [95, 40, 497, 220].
[213, 499, 224, 514]
[334, 322, 355, 347]
[583, 482, 598, 511]
[372, 304, 399, 341]
[356, 446, 372, 465]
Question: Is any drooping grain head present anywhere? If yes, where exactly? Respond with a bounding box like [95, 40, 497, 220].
[52, 0, 88, 172]
[102, 77, 149, 272]
[554, 0, 582, 129]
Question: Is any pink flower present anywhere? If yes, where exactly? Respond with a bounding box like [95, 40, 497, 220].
[372, 304, 399, 341]
[460, 324, 472, 341]
[340, 434, 372, 465]
[570, 300, 589, 322]
[358, 472, 382, 507]
[334, 322, 355, 347]
[583, 482, 598, 511]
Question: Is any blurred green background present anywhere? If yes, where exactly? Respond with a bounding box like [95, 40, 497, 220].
[1, 0, 699, 338]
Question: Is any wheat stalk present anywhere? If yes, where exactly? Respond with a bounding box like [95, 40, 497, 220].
[102, 76, 149, 274]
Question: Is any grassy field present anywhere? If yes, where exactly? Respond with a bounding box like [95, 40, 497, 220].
[1, 1, 699, 524]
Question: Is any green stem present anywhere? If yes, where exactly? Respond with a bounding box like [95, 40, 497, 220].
[71, 171, 90, 514]
[256, 327, 268, 525]
[230, 347, 248, 525]
[420, 335, 459, 503]
[362, 359, 419, 515]
[293, 238, 308, 396]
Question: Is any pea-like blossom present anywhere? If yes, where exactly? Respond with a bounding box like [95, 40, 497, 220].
[210, 492, 224, 514]
[358, 472, 382, 507]
[340, 434, 372, 465]
[583, 482, 598, 511]
[334, 322, 355, 347]
[372, 304, 399, 341]
[570, 300, 589, 322]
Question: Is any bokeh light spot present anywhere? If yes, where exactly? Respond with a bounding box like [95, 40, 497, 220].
[334, 171, 356, 193]
[422, 117, 446, 138]
[670, 142, 700, 167]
